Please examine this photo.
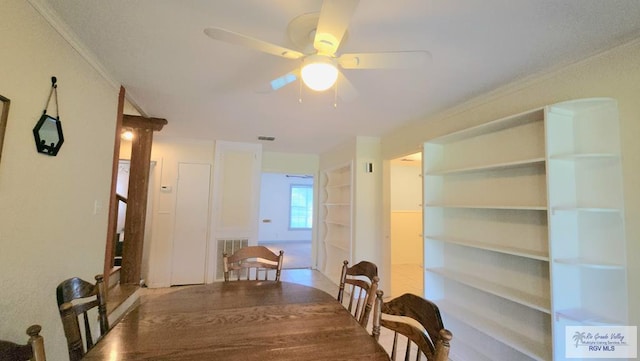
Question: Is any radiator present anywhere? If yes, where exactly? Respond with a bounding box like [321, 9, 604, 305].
[216, 238, 248, 280]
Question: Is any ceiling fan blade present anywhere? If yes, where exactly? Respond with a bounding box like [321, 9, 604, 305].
[255, 69, 300, 93]
[336, 71, 358, 102]
[204, 27, 304, 59]
[270, 72, 298, 91]
[314, 0, 360, 55]
[338, 51, 432, 69]
[270, 69, 300, 91]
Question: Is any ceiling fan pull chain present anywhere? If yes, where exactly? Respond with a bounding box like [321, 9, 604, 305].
[298, 76, 303, 103]
[333, 81, 338, 108]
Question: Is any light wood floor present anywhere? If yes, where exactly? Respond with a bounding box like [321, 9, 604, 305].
[390, 263, 423, 298]
[260, 241, 312, 269]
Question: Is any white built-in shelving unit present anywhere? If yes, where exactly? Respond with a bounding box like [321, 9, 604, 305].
[319, 162, 353, 284]
[422, 98, 627, 361]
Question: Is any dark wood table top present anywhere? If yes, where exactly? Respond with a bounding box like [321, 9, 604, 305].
[83, 281, 390, 360]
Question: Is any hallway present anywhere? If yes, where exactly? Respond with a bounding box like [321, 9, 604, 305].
[261, 241, 312, 269]
[262, 241, 423, 298]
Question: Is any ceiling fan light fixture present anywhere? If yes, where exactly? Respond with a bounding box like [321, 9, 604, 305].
[301, 55, 338, 91]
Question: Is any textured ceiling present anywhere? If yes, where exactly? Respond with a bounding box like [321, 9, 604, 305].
[34, 0, 640, 154]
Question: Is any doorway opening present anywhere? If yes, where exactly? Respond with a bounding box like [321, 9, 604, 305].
[258, 173, 313, 269]
[389, 152, 423, 297]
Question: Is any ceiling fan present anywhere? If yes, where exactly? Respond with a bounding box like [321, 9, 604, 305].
[204, 0, 430, 100]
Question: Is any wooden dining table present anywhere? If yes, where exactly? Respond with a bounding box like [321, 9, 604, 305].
[83, 281, 390, 360]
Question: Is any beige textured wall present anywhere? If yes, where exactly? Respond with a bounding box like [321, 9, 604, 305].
[390, 211, 422, 265]
[382, 39, 640, 327]
[0, 0, 118, 359]
[262, 151, 319, 174]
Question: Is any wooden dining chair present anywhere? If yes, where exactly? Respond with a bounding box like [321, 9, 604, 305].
[223, 246, 284, 281]
[0, 325, 46, 361]
[337, 260, 379, 327]
[56, 274, 109, 361]
[372, 290, 452, 361]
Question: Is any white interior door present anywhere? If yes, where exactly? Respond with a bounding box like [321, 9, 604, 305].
[171, 162, 211, 285]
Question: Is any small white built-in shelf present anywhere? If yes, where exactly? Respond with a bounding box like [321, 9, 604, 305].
[324, 220, 350, 227]
[325, 182, 351, 188]
[320, 162, 353, 285]
[325, 240, 350, 252]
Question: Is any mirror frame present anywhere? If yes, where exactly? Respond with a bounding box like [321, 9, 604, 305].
[0, 95, 9, 164]
[33, 113, 64, 156]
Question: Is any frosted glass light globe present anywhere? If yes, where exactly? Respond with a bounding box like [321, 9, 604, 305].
[301, 55, 338, 91]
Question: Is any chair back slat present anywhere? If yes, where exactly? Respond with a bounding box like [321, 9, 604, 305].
[373, 291, 452, 361]
[223, 246, 284, 281]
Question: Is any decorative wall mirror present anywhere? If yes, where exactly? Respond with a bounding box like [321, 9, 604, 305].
[33, 77, 64, 156]
[0, 95, 9, 164]
[33, 114, 64, 156]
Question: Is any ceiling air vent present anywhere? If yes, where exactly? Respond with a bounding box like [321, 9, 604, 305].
[258, 136, 275, 141]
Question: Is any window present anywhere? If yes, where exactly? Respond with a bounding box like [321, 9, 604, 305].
[290, 185, 313, 229]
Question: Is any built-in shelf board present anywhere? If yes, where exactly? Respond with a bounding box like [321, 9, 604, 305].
[438, 301, 552, 361]
[323, 203, 350, 206]
[325, 241, 350, 252]
[551, 206, 621, 214]
[555, 308, 624, 326]
[554, 258, 625, 270]
[427, 158, 546, 176]
[427, 268, 551, 313]
[426, 236, 549, 261]
[448, 341, 495, 361]
[425, 204, 547, 211]
[324, 220, 350, 227]
[428, 109, 544, 144]
[550, 153, 619, 161]
[326, 183, 351, 188]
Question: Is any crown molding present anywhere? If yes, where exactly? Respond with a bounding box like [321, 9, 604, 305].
[418, 35, 640, 125]
[26, 0, 148, 117]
